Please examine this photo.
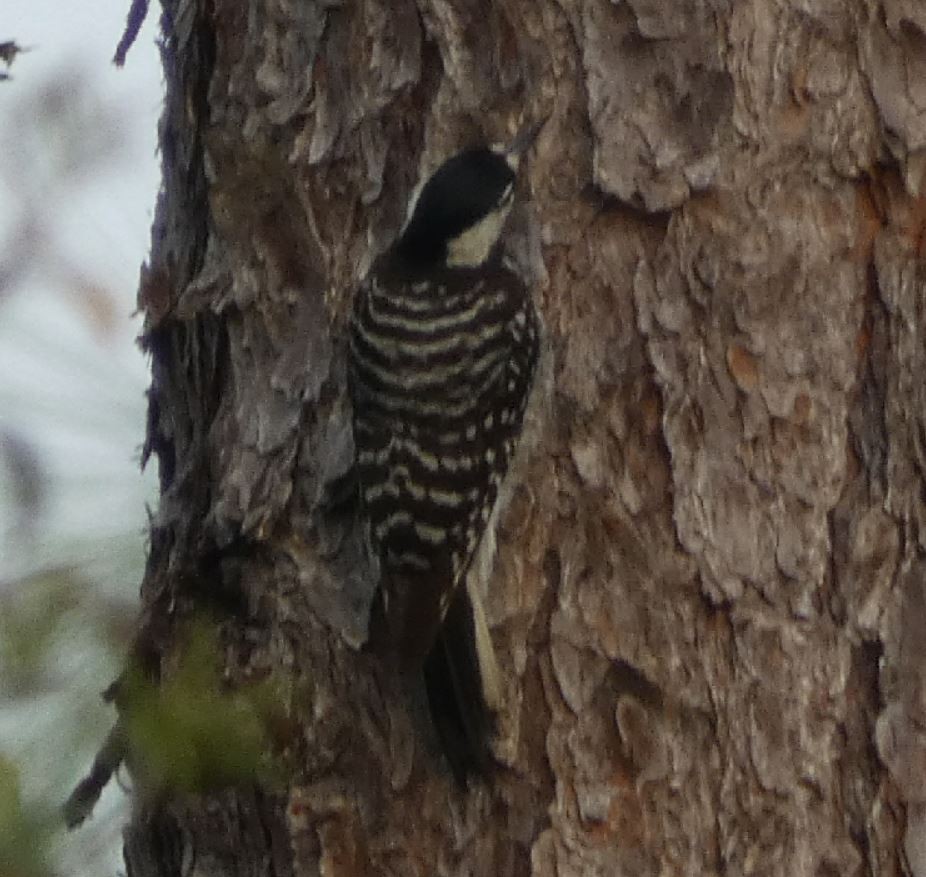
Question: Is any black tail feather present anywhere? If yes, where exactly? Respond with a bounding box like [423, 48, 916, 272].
[423, 587, 496, 784]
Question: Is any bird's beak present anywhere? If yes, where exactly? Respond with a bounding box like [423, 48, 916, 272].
[505, 114, 549, 171]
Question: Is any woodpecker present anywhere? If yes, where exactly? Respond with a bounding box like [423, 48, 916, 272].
[347, 122, 542, 777]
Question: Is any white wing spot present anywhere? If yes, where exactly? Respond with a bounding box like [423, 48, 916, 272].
[375, 510, 413, 540]
[429, 487, 465, 508]
[415, 522, 447, 545]
[364, 483, 399, 503]
[406, 480, 426, 501]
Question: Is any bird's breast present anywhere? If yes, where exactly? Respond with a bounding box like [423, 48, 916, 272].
[348, 274, 516, 416]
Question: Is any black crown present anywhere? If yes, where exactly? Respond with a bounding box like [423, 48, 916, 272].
[396, 148, 515, 266]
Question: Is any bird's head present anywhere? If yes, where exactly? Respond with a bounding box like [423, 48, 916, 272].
[395, 120, 544, 270]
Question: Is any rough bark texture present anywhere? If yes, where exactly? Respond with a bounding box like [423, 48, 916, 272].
[125, 0, 926, 874]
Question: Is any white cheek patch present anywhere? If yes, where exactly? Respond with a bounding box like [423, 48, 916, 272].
[446, 203, 513, 267]
[491, 143, 520, 174]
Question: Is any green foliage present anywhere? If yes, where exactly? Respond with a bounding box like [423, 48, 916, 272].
[0, 756, 52, 877]
[123, 621, 283, 795]
[0, 572, 80, 697]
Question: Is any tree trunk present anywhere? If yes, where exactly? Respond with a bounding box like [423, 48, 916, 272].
[122, 0, 926, 874]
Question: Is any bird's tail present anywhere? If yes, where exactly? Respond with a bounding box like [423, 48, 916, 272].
[424, 579, 501, 784]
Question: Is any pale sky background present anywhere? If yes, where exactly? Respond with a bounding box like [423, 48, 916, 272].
[1, 2, 163, 873]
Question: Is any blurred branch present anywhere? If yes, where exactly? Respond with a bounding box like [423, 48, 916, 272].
[0, 215, 44, 302]
[114, 0, 150, 67]
[62, 722, 126, 830]
[0, 40, 28, 81]
[0, 430, 45, 543]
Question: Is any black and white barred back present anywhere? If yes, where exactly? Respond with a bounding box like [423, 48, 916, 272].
[348, 252, 539, 663]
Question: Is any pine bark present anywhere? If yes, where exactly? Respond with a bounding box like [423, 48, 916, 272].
[125, 0, 926, 874]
